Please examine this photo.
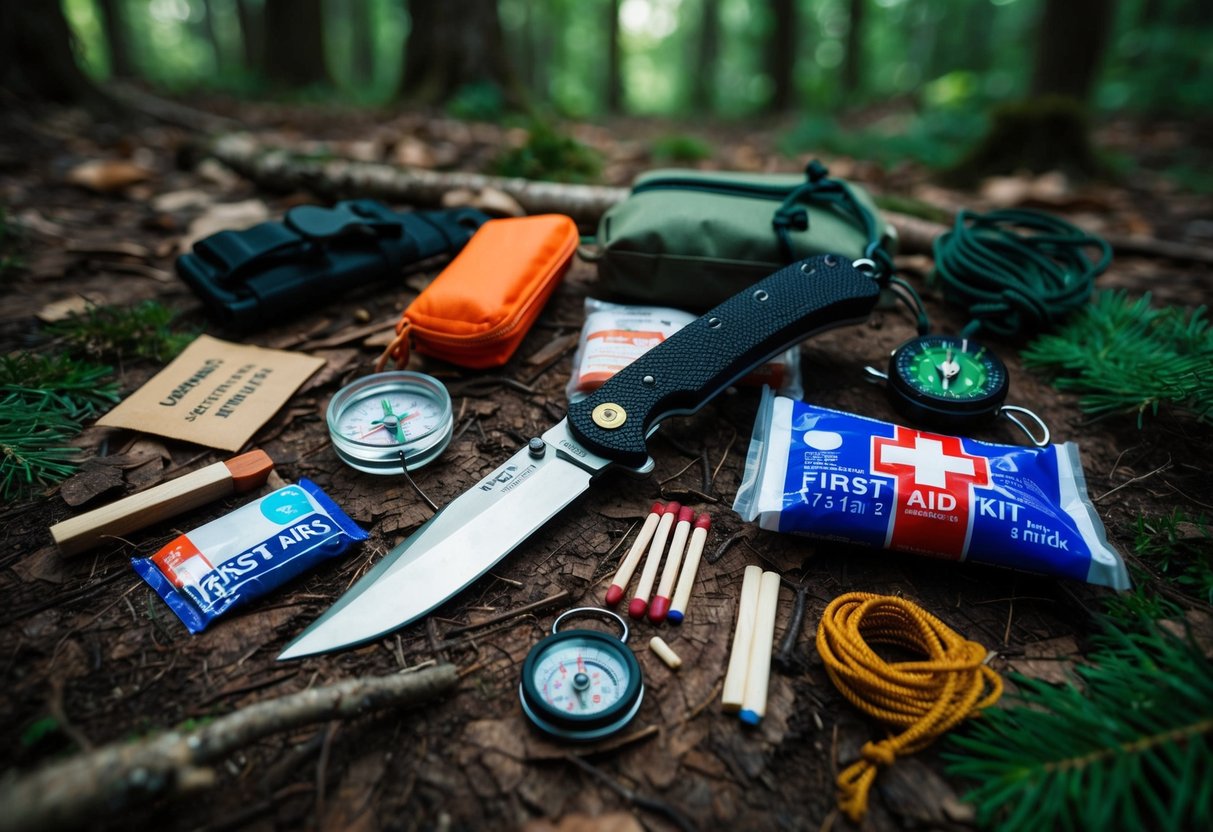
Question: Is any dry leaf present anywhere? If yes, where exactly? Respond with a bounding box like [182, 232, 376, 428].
[152, 188, 214, 213]
[65, 159, 154, 194]
[522, 814, 643, 832]
[180, 199, 270, 252]
[37, 295, 100, 323]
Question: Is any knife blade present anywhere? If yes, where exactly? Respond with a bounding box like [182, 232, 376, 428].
[278, 255, 880, 660]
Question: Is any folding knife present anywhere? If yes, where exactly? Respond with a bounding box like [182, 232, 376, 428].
[278, 255, 880, 660]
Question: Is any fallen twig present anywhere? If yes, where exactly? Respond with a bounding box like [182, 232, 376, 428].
[0, 664, 459, 832]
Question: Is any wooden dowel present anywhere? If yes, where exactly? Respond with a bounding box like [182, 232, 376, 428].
[739, 571, 783, 725]
[721, 564, 763, 712]
[49, 450, 274, 556]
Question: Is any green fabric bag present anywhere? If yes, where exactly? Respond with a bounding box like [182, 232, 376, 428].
[584, 160, 896, 309]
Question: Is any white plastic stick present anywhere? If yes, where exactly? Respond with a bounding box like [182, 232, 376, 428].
[721, 565, 763, 712]
[649, 636, 682, 670]
[740, 570, 782, 725]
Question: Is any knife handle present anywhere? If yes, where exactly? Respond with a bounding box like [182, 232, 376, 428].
[567, 255, 880, 467]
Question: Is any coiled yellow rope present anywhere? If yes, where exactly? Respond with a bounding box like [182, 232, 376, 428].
[815, 592, 1003, 822]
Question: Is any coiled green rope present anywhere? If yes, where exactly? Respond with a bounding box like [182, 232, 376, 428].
[932, 209, 1112, 338]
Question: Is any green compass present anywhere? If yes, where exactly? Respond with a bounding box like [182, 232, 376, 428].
[867, 334, 1049, 446]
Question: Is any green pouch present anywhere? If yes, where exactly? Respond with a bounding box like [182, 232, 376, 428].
[585, 160, 896, 309]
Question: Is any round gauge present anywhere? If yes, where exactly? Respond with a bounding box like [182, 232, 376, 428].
[887, 334, 1010, 429]
[519, 610, 644, 742]
[326, 371, 454, 474]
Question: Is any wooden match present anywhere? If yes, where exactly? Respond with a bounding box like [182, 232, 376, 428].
[604, 500, 664, 606]
[668, 512, 711, 624]
[739, 570, 783, 725]
[721, 564, 763, 712]
[627, 501, 680, 620]
[648, 504, 694, 622]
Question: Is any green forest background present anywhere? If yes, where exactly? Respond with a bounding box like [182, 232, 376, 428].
[46, 0, 1213, 180]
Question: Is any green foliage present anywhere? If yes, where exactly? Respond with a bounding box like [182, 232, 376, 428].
[947, 623, 1213, 832]
[780, 108, 989, 170]
[0, 354, 120, 502]
[48, 301, 194, 364]
[649, 134, 712, 163]
[1133, 511, 1213, 605]
[493, 122, 602, 183]
[446, 82, 507, 122]
[19, 716, 61, 749]
[1021, 290, 1213, 426]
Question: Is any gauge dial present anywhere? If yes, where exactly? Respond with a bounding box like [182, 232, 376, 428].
[887, 334, 1009, 428]
[520, 629, 643, 742]
[326, 371, 453, 474]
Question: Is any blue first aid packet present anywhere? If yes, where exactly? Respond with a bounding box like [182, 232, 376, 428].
[133, 479, 368, 633]
[733, 390, 1129, 590]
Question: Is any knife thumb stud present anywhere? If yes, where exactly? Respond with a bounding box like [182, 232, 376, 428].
[592, 403, 628, 430]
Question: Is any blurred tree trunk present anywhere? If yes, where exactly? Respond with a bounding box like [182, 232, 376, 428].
[200, 0, 228, 78]
[236, 0, 265, 77]
[0, 2, 111, 109]
[1029, 0, 1115, 101]
[841, 0, 865, 95]
[949, 0, 1116, 181]
[690, 0, 720, 113]
[348, 0, 376, 87]
[264, 0, 329, 88]
[605, 0, 623, 112]
[766, 0, 796, 112]
[97, 0, 136, 79]
[400, 0, 522, 108]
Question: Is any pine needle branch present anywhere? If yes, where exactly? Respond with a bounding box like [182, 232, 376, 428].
[1021, 290, 1213, 426]
[945, 622, 1213, 832]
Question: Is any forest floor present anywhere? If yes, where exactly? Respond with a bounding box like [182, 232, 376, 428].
[1, 97, 1211, 832]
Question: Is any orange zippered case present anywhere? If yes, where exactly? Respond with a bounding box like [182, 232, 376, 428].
[377, 214, 578, 370]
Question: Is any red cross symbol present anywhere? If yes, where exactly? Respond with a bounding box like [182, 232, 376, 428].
[871, 426, 990, 559]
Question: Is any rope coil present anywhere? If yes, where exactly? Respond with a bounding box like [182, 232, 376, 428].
[932, 208, 1112, 338]
[816, 593, 1003, 822]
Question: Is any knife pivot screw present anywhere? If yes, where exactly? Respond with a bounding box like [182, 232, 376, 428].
[642, 375, 655, 386]
[753, 289, 769, 302]
[528, 437, 546, 458]
[592, 403, 628, 430]
[708, 317, 722, 329]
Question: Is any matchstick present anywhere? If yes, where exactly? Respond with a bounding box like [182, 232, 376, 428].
[627, 501, 681, 620]
[648, 505, 694, 622]
[739, 570, 783, 725]
[649, 636, 682, 669]
[667, 512, 711, 625]
[50, 450, 274, 556]
[605, 501, 664, 606]
[721, 564, 763, 712]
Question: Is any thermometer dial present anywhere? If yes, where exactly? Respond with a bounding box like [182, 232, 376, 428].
[326, 371, 454, 474]
[519, 609, 644, 742]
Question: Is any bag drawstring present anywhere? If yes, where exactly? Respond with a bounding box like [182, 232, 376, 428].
[375, 320, 411, 372]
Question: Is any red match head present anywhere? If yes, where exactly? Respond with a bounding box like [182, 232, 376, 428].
[694, 512, 711, 530]
[678, 505, 694, 524]
[648, 501, 665, 516]
[664, 502, 681, 516]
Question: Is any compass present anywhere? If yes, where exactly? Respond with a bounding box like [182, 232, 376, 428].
[867, 334, 1049, 446]
[519, 608, 644, 742]
[325, 371, 454, 474]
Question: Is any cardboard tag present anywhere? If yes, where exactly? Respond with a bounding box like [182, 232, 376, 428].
[98, 335, 324, 452]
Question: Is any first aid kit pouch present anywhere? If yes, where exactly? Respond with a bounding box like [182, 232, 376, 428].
[733, 390, 1129, 590]
[378, 214, 579, 370]
[178, 200, 490, 331]
[132, 479, 367, 633]
[584, 160, 896, 310]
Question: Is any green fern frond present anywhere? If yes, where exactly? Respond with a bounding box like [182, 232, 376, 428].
[0, 398, 84, 501]
[47, 300, 193, 364]
[946, 624, 1213, 832]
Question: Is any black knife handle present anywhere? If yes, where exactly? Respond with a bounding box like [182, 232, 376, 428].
[567, 255, 880, 467]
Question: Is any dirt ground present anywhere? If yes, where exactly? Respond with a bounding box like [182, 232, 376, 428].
[1, 103, 1211, 832]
